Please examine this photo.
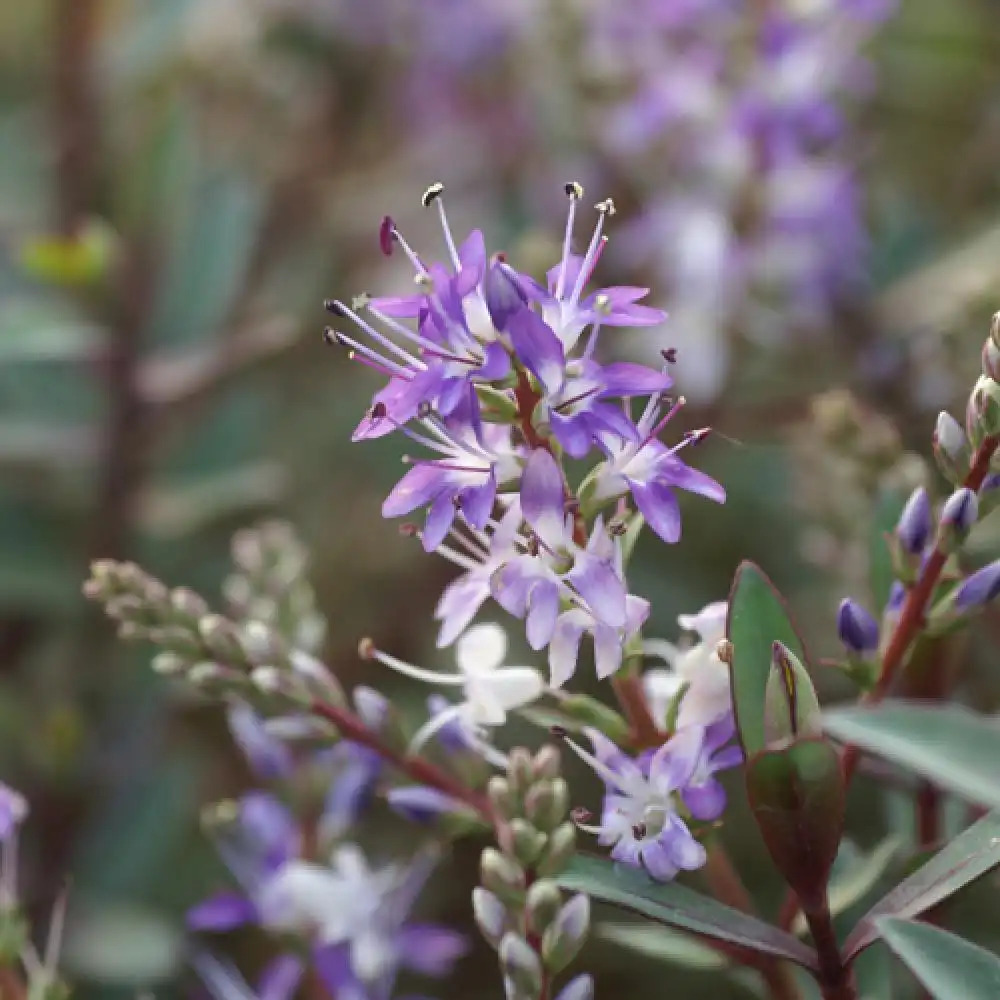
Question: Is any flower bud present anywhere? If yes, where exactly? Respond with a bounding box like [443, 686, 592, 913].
[896, 487, 932, 556]
[480, 848, 526, 905]
[499, 933, 543, 998]
[289, 649, 346, 705]
[969, 375, 1000, 440]
[472, 887, 508, 948]
[933, 411, 970, 484]
[525, 880, 563, 936]
[554, 974, 595, 1000]
[198, 615, 247, 666]
[836, 599, 879, 657]
[525, 778, 570, 832]
[954, 559, 1000, 612]
[499, 819, 547, 866]
[353, 686, 407, 750]
[149, 625, 203, 659]
[150, 651, 190, 676]
[488, 776, 519, 821]
[506, 747, 534, 799]
[764, 642, 821, 749]
[991, 310, 1000, 350]
[984, 339, 1000, 381]
[168, 586, 208, 624]
[535, 822, 576, 877]
[531, 745, 561, 780]
[937, 487, 979, 552]
[250, 666, 310, 704]
[541, 894, 590, 972]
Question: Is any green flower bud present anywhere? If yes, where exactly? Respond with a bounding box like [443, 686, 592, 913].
[169, 586, 210, 625]
[472, 887, 508, 948]
[764, 642, 822, 749]
[525, 778, 569, 832]
[480, 848, 526, 906]
[488, 776, 519, 820]
[150, 651, 190, 676]
[541, 894, 590, 973]
[507, 747, 534, 799]
[535, 822, 576, 877]
[500, 932, 543, 998]
[969, 375, 1000, 441]
[525, 880, 563, 936]
[499, 819, 547, 867]
[198, 615, 247, 666]
[531, 745, 561, 781]
[933, 411, 970, 484]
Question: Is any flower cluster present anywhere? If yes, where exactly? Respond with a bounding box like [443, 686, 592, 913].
[330, 184, 724, 688]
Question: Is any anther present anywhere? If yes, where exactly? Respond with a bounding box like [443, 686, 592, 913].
[550, 724, 568, 739]
[324, 299, 345, 316]
[716, 639, 734, 665]
[358, 637, 377, 660]
[631, 822, 647, 839]
[351, 292, 372, 311]
[417, 400, 434, 419]
[421, 181, 445, 207]
[608, 517, 627, 537]
[379, 216, 396, 257]
[595, 198, 616, 216]
[564, 181, 584, 200]
[399, 523, 419, 537]
[322, 327, 338, 346]
[661, 348, 678, 364]
[571, 806, 593, 824]
[371, 401, 388, 420]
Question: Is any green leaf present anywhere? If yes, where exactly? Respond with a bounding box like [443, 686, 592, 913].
[877, 918, 1000, 999]
[596, 922, 730, 970]
[727, 561, 807, 756]
[844, 810, 1000, 960]
[0, 298, 105, 363]
[555, 855, 818, 970]
[791, 837, 901, 935]
[824, 702, 1000, 810]
[870, 487, 908, 610]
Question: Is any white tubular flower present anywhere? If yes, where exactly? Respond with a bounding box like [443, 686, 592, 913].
[643, 601, 732, 729]
[362, 622, 545, 752]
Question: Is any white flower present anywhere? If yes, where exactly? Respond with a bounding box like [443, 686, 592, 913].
[259, 845, 400, 980]
[643, 601, 731, 729]
[365, 622, 545, 752]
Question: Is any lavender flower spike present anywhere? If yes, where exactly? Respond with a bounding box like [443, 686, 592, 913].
[837, 598, 880, 656]
[955, 560, 1000, 611]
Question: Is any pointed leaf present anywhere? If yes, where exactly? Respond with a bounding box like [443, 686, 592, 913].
[844, 810, 1000, 959]
[727, 562, 807, 756]
[824, 702, 1000, 810]
[555, 855, 818, 970]
[596, 922, 730, 970]
[877, 918, 1000, 999]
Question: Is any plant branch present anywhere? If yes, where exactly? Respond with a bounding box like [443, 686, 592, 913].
[841, 436, 999, 784]
[610, 668, 662, 750]
[309, 698, 494, 822]
[803, 902, 856, 1000]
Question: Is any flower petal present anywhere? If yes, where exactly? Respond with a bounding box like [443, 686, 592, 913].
[629, 478, 682, 544]
[187, 892, 257, 932]
[526, 579, 561, 650]
[521, 448, 569, 544]
[507, 308, 566, 394]
[549, 611, 587, 688]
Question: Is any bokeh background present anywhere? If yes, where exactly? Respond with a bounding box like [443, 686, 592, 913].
[3, 1, 1000, 997]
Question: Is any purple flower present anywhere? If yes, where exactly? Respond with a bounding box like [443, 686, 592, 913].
[679, 714, 743, 821]
[317, 742, 383, 840]
[565, 726, 736, 881]
[940, 487, 979, 534]
[380, 391, 520, 551]
[226, 702, 294, 781]
[588, 395, 725, 543]
[896, 486, 932, 555]
[192, 951, 305, 1000]
[836, 598, 879, 656]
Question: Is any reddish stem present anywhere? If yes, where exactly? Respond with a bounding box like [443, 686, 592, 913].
[514, 370, 548, 452]
[841, 436, 999, 784]
[309, 698, 493, 821]
[610, 672, 663, 750]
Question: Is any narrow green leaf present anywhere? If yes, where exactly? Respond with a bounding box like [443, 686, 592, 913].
[596, 922, 730, 970]
[824, 702, 1000, 810]
[556, 855, 818, 970]
[844, 810, 1000, 960]
[877, 918, 1000, 999]
[727, 561, 807, 756]
[870, 487, 908, 610]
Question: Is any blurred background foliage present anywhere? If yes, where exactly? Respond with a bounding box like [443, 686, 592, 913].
[3, 0, 1000, 997]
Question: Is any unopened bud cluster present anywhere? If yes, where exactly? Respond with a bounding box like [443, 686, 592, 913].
[224, 520, 326, 653]
[84, 559, 344, 706]
[476, 746, 592, 1000]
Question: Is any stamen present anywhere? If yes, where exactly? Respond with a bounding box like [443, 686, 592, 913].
[328, 330, 413, 379]
[645, 395, 688, 445]
[661, 347, 678, 364]
[361, 642, 467, 686]
[555, 182, 584, 301]
[409, 702, 466, 754]
[562, 734, 635, 796]
[568, 203, 612, 308]
[421, 181, 445, 207]
[330, 299, 425, 370]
